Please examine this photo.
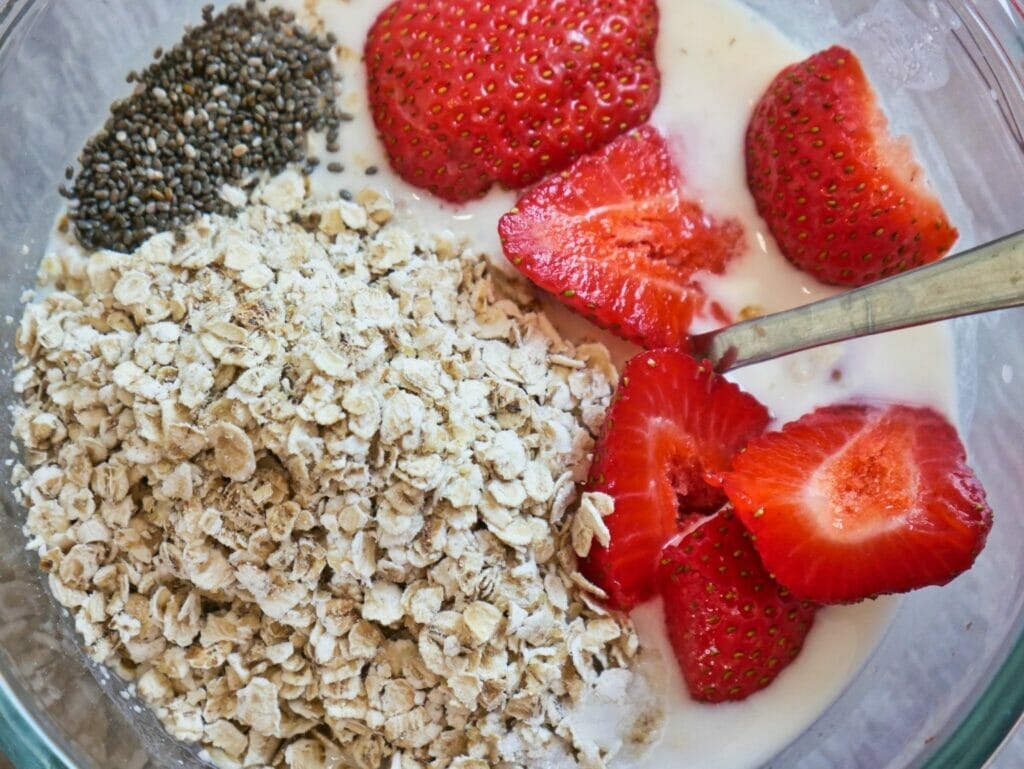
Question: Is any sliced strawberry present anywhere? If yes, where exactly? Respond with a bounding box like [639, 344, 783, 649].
[499, 126, 744, 349]
[581, 350, 770, 610]
[746, 46, 958, 287]
[659, 509, 818, 703]
[365, 0, 661, 203]
[723, 403, 992, 604]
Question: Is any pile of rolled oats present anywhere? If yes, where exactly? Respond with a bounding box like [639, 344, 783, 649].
[12, 171, 662, 769]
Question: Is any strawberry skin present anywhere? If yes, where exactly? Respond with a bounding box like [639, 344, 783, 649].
[746, 46, 958, 287]
[365, 0, 661, 203]
[499, 126, 744, 349]
[581, 350, 770, 610]
[723, 403, 992, 604]
[659, 509, 818, 703]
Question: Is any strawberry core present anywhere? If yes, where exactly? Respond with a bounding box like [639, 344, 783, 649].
[667, 455, 725, 515]
[650, 423, 725, 516]
[811, 421, 917, 537]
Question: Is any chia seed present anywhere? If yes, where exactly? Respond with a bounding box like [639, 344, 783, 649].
[68, 1, 342, 253]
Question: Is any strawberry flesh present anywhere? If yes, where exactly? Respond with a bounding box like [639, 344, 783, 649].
[723, 403, 992, 604]
[500, 126, 744, 349]
[659, 509, 818, 703]
[581, 350, 770, 610]
[365, 0, 661, 203]
[745, 46, 958, 287]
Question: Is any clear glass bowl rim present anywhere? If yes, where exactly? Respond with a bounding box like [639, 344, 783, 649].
[0, 0, 1022, 767]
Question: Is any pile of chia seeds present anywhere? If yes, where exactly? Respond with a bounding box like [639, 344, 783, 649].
[65, 1, 342, 252]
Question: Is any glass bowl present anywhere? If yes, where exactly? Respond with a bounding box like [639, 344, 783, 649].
[0, 0, 1023, 767]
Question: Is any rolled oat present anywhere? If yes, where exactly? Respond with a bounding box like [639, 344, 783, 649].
[15, 176, 662, 768]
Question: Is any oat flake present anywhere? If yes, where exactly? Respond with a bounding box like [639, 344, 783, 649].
[13, 177, 663, 769]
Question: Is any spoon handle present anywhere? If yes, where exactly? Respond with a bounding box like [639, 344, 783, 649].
[692, 229, 1024, 373]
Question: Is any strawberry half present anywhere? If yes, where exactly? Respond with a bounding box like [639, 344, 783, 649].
[581, 350, 770, 610]
[365, 0, 661, 203]
[745, 46, 958, 287]
[499, 126, 745, 349]
[723, 403, 992, 604]
[659, 509, 818, 703]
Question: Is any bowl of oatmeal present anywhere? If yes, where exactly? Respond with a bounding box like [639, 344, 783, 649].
[0, 1, 1022, 769]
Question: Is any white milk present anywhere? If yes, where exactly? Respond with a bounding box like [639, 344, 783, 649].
[280, 0, 959, 766]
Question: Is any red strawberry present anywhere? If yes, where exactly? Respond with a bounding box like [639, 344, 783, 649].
[723, 403, 992, 604]
[581, 350, 770, 610]
[745, 46, 958, 287]
[499, 126, 744, 349]
[365, 0, 661, 203]
[659, 509, 818, 703]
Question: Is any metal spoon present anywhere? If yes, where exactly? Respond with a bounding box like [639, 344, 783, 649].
[690, 229, 1024, 373]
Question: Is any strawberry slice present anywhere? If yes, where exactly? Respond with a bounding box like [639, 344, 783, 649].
[581, 350, 770, 610]
[499, 125, 744, 349]
[659, 509, 818, 703]
[365, 0, 661, 203]
[723, 403, 992, 604]
[745, 46, 958, 287]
